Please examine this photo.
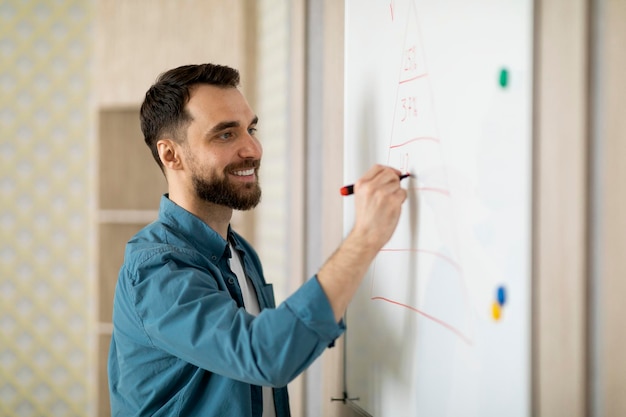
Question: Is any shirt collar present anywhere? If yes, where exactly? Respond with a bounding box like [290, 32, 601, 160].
[158, 194, 233, 264]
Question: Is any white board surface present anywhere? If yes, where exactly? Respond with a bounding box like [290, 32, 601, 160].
[343, 1, 533, 416]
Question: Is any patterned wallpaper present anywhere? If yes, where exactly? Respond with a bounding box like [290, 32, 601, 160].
[0, 1, 94, 416]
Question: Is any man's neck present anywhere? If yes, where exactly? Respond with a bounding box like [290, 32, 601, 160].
[168, 191, 232, 240]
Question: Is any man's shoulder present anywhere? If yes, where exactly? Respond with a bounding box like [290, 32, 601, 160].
[123, 221, 200, 271]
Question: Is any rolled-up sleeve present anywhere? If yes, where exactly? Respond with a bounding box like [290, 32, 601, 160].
[283, 276, 345, 345]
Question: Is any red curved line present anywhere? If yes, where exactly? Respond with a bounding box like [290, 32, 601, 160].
[399, 72, 428, 84]
[371, 296, 473, 345]
[389, 136, 439, 148]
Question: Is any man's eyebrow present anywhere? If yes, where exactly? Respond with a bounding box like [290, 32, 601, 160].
[208, 120, 240, 135]
[206, 116, 258, 135]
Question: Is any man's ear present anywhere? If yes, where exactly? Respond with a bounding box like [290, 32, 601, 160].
[157, 139, 183, 171]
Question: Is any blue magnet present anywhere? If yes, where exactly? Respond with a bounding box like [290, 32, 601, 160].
[496, 285, 506, 306]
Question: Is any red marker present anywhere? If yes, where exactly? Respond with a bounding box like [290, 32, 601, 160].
[340, 173, 411, 196]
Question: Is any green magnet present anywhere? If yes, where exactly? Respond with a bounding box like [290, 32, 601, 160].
[499, 68, 509, 88]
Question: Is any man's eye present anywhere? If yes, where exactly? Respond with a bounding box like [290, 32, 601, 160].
[218, 132, 233, 140]
[248, 127, 258, 136]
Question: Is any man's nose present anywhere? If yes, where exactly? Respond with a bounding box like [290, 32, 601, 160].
[239, 132, 262, 159]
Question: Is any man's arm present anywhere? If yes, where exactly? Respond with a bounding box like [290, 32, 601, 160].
[317, 164, 407, 322]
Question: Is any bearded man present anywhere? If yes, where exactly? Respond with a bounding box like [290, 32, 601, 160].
[108, 63, 406, 417]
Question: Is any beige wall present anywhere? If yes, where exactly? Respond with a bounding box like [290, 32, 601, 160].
[254, 1, 308, 415]
[592, 0, 626, 415]
[533, 0, 590, 415]
[534, 1, 626, 416]
[95, 0, 251, 108]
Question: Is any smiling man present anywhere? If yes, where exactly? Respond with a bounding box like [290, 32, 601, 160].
[107, 63, 407, 417]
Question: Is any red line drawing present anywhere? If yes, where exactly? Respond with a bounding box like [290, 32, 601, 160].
[370, 296, 474, 346]
[369, 0, 474, 345]
[399, 72, 428, 84]
[389, 136, 439, 148]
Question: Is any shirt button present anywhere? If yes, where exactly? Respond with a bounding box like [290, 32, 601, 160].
[211, 255, 217, 261]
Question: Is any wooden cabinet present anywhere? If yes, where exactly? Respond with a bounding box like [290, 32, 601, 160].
[96, 108, 167, 416]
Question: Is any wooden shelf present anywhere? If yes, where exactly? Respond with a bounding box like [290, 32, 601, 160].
[97, 108, 167, 211]
[96, 107, 166, 417]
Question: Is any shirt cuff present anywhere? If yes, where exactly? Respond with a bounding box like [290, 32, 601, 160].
[284, 275, 346, 344]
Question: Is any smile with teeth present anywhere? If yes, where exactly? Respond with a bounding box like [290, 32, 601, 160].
[233, 168, 255, 176]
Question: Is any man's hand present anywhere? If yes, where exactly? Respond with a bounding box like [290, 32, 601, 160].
[350, 164, 407, 252]
[317, 164, 407, 322]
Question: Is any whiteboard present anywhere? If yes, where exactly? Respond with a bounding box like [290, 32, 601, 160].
[343, 1, 533, 416]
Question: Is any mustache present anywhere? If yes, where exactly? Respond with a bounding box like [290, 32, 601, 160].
[225, 160, 261, 172]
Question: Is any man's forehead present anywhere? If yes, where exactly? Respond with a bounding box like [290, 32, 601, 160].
[186, 84, 252, 117]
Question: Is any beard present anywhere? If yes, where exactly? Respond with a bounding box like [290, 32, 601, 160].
[191, 160, 262, 211]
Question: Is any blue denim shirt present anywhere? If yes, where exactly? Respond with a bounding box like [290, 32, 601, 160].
[108, 196, 345, 416]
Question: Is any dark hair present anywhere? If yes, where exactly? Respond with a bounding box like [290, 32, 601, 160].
[140, 63, 241, 171]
